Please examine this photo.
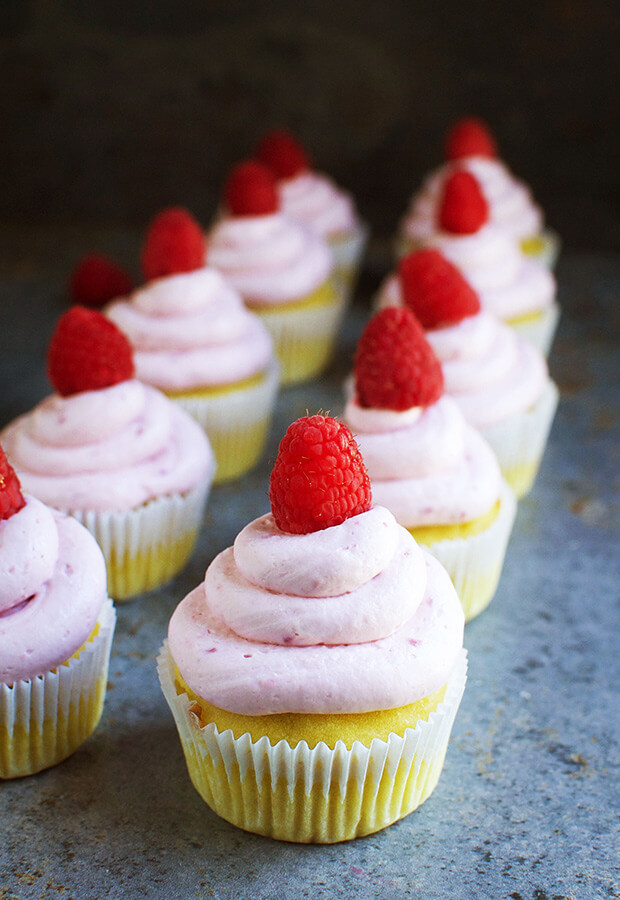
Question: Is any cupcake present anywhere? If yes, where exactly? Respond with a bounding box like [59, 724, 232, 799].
[1, 307, 215, 601]
[397, 116, 560, 269]
[106, 208, 279, 483]
[343, 307, 516, 621]
[208, 160, 340, 386]
[158, 415, 466, 842]
[0, 447, 116, 778]
[384, 249, 559, 498]
[255, 129, 368, 301]
[386, 169, 559, 356]
[69, 253, 134, 308]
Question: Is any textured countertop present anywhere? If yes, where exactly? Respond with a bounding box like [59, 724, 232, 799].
[1, 251, 619, 900]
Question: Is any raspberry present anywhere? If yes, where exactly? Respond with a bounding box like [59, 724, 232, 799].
[269, 415, 372, 535]
[255, 129, 311, 180]
[0, 446, 25, 521]
[223, 160, 279, 216]
[141, 207, 205, 282]
[444, 116, 498, 160]
[48, 306, 134, 397]
[399, 248, 480, 329]
[354, 307, 443, 411]
[69, 254, 133, 308]
[438, 169, 489, 234]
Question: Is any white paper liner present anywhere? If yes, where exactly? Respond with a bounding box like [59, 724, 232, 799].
[0, 597, 116, 779]
[328, 220, 369, 302]
[420, 480, 517, 622]
[481, 379, 559, 499]
[157, 644, 467, 843]
[508, 302, 561, 358]
[68, 478, 211, 601]
[521, 227, 561, 270]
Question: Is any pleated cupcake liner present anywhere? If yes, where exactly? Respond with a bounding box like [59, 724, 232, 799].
[68, 479, 211, 601]
[158, 643, 467, 843]
[168, 361, 280, 483]
[481, 380, 559, 500]
[508, 302, 561, 358]
[1, 597, 116, 779]
[520, 227, 561, 271]
[328, 221, 369, 303]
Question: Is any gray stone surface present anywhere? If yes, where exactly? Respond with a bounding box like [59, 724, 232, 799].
[1, 250, 619, 899]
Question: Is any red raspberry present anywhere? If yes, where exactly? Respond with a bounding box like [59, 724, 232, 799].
[399, 248, 480, 329]
[48, 306, 134, 397]
[223, 160, 279, 216]
[438, 169, 489, 234]
[354, 307, 444, 411]
[269, 415, 372, 535]
[255, 129, 311, 180]
[69, 254, 133, 308]
[0, 446, 25, 521]
[141, 207, 205, 282]
[444, 116, 498, 161]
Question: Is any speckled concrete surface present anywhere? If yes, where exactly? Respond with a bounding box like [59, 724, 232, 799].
[1, 252, 619, 900]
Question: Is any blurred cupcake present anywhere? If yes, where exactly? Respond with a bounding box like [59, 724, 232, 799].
[385, 170, 559, 355]
[159, 415, 466, 842]
[343, 307, 516, 621]
[255, 129, 368, 301]
[106, 208, 279, 483]
[397, 116, 560, 269]
[1, 307, 215, 600]
[69, 253, 134, 308]
[0, 448, 115, 778]
[208, 161, 340, 386]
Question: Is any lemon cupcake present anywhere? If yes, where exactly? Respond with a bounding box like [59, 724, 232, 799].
[255, 129, 368, 302]
[159, 415, 466, 842]
[0, 448, 115, 778]
[343, 307, 516, 621]
[106, 207, 279, 483]
[208, 161, 340, 385]
[1, 307, 215, 600]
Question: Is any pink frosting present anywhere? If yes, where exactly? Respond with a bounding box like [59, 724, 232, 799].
[426, 311, 550, 429]
[400, 157, 544, 244]
[168, 507, 464, 714]
[207, 212, 333, 306]
[278, 171, 358, 237]
[344, 396, 501, 528]
[105, 268, 274, 391]
[1, 380, 214, 512]
[0, 495, 107, 682]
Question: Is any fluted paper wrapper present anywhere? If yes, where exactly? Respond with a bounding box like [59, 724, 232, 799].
[169, 361, 279, 483]
[508, 302, 561, 358]
[0, 597, 116, 779]
[481, 380, 559, 500]
[69, 479, 211, 601]
[420, 481, 517, 622]
[158, 644, 467, 843]
[328, 220, 369, 303]
[520, 227, 561, 271]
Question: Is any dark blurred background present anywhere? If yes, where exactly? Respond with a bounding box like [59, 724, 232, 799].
[1, 0, 618, 274]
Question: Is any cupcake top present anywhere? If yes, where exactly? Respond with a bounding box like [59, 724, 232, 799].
[343, 307, 502, 528]
[255, 129, 359, 238]
[106, 208, 274, 392]
[0, 448, 107, 682]
[168, 415, 464, 714]
[1, 307, 214, 512]
[207, 160, 333, 306]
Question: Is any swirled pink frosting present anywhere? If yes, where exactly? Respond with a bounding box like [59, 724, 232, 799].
[0, 495, 107, 682]
[168, 506, 464, 714]
[400, 157, 544, 244]
[425, 311, 550, 429]
[105, 268, 274, 391]
[207, 212, 333, 306]
[343, 396, 501, 528]
[278, 171, 359, 237]
[1, 380, 214, 512]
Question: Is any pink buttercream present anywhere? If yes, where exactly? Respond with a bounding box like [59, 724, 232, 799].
[1, 380, 214, 512]
[207, 212, 333, 306]
[105, 268, 274, 391]
[344, 396, 501, 528]
[278, 171, 358, 238]
[0, 495, 107, 682]
[168, 507, 464, 714]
